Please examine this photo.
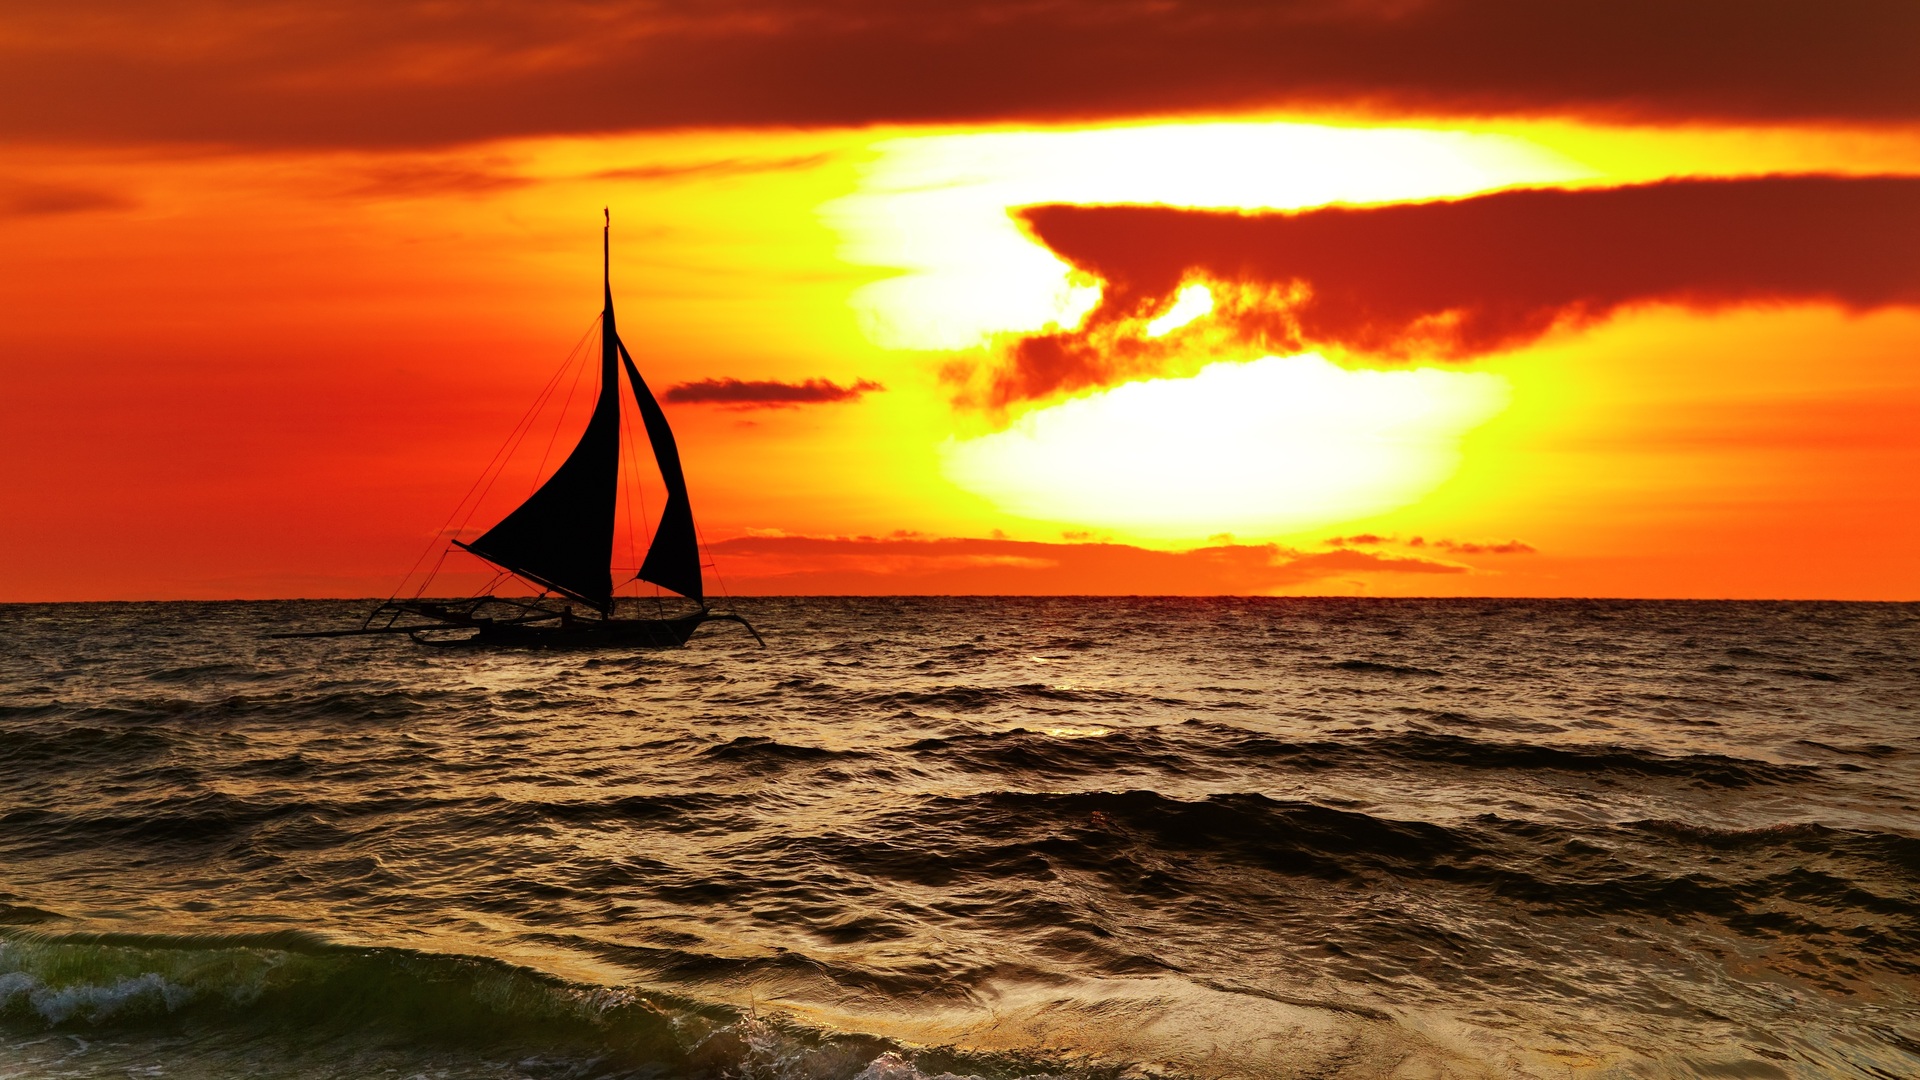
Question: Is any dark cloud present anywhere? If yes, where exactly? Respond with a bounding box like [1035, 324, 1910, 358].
[3, 2, 1915, 148]
[708, 532, 1464, 594]
[981, 175, 1920, 405]
[663, 377, 883, 408]
[0, 178, 134, 218]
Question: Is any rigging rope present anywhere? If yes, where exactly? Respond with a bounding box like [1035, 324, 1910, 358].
[383, 315, 601, 607]
[446, 317, 598, 567]
[527, 324, 597, 496]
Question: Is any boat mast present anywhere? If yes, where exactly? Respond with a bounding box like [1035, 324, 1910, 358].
[451, 209, 705, 609]
[453, 215, 625, 612]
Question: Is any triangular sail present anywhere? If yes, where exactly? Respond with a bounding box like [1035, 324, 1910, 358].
[620, 337, 704, 602]
[455, 214, 703, 612]
[455, 237, 624, 612]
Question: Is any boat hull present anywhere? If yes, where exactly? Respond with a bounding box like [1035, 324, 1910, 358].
[454, 611, 714, 649]
[271, 600, 763, 650]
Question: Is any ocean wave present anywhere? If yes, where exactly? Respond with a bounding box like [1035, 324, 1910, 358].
[512, 792, 744, 830]
[785, 789, 1920, 956]
[862, 684, 1137, 713]
[898, 723, 1819, 788]
[700, 735, 867, 766]
[0, 724, 176, 770]
[903, 788, 1477, 881]
[1328, 659, 1445, 677]
[0, 686, 487, 731]
[25, 792, 330, 850]
[1328, 731, 1821, 787]
[1, 791, 760, 862]
[1628, 819, 1920, 879]
[140, 661, 277, 684]
[0, 932, 1087, 1080]
[0, 931, 647, 1029]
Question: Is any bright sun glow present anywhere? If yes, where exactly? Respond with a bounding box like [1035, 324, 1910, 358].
[826, 121, 1588, 349]
[942, 354, 1510, 539]
[1145, 284, 1215, 338]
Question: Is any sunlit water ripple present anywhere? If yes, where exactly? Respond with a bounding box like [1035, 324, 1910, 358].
[0, 598, 1916, 1079]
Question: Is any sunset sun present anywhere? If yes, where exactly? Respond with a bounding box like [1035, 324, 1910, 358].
[943, 353, 1510, 539]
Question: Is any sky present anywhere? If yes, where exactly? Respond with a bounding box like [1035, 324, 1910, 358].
[3, 0, 1918, 600]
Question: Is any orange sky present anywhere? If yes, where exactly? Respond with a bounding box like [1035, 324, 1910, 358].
[3, 2, 1918, 600]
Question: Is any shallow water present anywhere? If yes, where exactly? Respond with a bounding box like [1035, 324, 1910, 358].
[1, 598, 1916, 1078]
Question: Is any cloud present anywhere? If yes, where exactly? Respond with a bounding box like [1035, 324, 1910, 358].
[708, 532, 1466, 595]
[1334, 534, 1535, 554]
[0, 178, 133, 218]
[339, 162, 533, 198]
[1426, 538, 1534, 555]
[589, 153, 839, 183]
[978, 175, 1920, 405]
[4, 2, 1916, 147]
[663, 377, 883, 408]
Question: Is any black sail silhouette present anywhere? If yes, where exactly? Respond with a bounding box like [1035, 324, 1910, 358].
[457, 227, 702, 611]
[622, 339, 704, 601]
[268, 216, 764, 650]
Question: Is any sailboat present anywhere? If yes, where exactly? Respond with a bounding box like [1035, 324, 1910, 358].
[279, 213, 761, 648]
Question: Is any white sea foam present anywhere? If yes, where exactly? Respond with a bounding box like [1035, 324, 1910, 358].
[0, 967, 194, 1025]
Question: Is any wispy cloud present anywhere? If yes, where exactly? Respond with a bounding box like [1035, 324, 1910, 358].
[0, 179, 133, 218]
[1331, 534, 1535, 555]
[339, 162, 532, 199]
[664, 377, 883, 409]
[707, 532, 1466, 595]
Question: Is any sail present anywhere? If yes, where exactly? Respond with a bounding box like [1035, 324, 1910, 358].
[456, 217, 702, 611]
[619, 337, 704, 602]
[457, 292, 621, 612]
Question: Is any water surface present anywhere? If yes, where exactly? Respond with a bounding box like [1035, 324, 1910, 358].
[1, 598, 1915, 1078]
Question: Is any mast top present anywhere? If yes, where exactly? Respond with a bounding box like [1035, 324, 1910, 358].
[602, 207, 610, 305]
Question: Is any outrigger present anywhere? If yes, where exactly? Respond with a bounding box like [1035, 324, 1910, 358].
[276, 212, 762, 649]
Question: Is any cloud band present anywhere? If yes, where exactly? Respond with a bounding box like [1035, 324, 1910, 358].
[980, 175, 1920, 405]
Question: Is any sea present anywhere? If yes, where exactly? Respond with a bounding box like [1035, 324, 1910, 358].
[0, 598, 1915, 1080]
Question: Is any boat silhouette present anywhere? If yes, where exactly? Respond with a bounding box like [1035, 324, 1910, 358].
[279, 213, 761, 648]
